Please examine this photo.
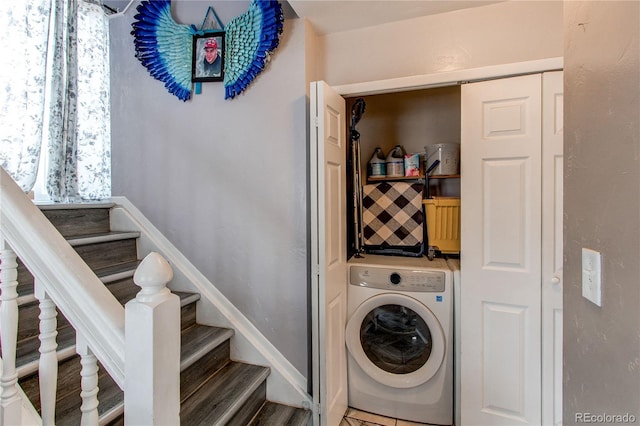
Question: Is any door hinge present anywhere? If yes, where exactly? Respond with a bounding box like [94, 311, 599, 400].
[302, 400, 321, 414]
[313, 117, 319, 128]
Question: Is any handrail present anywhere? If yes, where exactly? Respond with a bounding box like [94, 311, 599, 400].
[0, 167, 126, 386]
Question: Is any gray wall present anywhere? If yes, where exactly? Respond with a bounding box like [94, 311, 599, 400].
[563, 2, 640, 423]
[109, 0, 564, 382]
[109, 1, 310, 375]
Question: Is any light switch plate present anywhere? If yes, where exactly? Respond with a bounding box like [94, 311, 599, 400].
[582, 248, 602, 307]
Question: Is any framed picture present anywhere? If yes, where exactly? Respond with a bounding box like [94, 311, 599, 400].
[192, 31, 225, 82]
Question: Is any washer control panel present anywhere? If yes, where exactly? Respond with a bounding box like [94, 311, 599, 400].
[350, 266, 445, 292]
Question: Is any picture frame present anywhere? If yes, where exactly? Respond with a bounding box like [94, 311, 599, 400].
[192, 31, 225, 82]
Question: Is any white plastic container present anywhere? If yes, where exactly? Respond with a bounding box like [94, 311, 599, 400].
[425, 143, 460, 175]
[368, 147, 386, 177]
[385, 145, 405, 177]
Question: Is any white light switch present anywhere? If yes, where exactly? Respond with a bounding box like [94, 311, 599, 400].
[582, 248, 602, 307]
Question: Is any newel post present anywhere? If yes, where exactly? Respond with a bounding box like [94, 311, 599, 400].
[124, 252, 180, 425]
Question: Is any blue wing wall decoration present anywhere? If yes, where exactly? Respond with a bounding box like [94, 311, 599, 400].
[131, 0, 284, 102]
[223, 0, 284, 99]
[131, 0, 194, 102]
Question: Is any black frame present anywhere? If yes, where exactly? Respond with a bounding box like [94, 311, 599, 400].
[192, 31, 225, 82]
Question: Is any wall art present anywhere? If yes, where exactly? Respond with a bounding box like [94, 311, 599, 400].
[131, 0, 284, 102]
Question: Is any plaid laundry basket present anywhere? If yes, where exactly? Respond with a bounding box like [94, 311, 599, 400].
[361, 182, 425, 256]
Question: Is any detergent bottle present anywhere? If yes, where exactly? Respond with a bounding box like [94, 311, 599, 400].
[368, 147, 386, 177]
[385, 145, 405, 177]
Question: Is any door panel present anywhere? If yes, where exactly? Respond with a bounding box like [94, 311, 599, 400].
[461, 74, 542, 425]
[542, 70, 563, 426]
[482, 158, 529, 268]
[482, 302, 528, 420]
[310, 81, 348, 426]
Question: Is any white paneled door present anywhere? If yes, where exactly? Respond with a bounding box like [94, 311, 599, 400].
[461, 74, 543, 425]
[541, 70, 563, 426]
[310, 81, 348, 426]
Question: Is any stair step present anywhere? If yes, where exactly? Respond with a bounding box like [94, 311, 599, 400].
[15, 260, 141, 306]
[180, 325, 234, 385]
[94, 260, 141, 283]
[179, 361, 271, 426]
[13, 288, 203, 376]
[67, 231, 140, 247]
[73, 237, 138, 270]
[39, 205, 113, 238]
[20, 351, 121, 420]
[249, 401, 312, 426]
[14, 203, 304, 425]
[16, 326, 77, 377]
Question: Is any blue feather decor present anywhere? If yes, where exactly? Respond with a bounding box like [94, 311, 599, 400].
[131, 0, 194, 101]
[131, 0, 284, 102]
[223, 0, 284, 99]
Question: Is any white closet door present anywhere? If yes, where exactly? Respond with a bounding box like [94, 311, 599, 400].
[461, 74, 542, 425]
[542, 70, 563, 426]
[310, 81, 348, 426]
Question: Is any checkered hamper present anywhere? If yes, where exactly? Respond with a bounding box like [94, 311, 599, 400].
[361, 182, 425, 256]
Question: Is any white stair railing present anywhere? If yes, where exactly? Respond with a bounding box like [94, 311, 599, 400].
[34, 282, 58, 426]
[0, 246, 22, 426]
[0, 167, 180, 425]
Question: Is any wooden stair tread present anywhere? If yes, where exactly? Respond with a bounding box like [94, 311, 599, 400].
[250, 401, 312, 426]
[179, 361, 270, 426]
[16, 326, 76, 376]
[180, 324, 234, 371]
[14, 204, 306, 425]
[66, 231, 141, 247]
[33, 358, 123, 426]
[93, 260, 141, 283]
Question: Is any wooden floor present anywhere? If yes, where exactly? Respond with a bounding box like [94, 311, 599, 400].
[341, 408, 441, 426]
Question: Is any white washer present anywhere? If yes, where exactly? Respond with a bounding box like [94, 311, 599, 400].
[347, 255, 453, 425]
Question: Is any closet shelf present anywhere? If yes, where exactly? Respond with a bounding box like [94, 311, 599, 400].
[367, 174, 459, 182]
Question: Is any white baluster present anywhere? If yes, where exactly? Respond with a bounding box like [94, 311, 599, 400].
[35, 281, 58, 426]
[0, 245, 22, 426]
[76, 335, 99, 426]
[125, 252, 180, 425]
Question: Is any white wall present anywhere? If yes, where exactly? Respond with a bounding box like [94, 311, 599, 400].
[109, 1, 310, 375]
[317, 1, 563, 86]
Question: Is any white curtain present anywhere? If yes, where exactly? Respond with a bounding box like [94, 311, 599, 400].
[0, 0, 111, 202]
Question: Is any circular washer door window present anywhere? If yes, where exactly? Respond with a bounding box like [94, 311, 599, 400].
[346, 293, 445, 388]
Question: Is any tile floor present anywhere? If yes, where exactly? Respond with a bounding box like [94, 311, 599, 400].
[340, 408, 440, 426]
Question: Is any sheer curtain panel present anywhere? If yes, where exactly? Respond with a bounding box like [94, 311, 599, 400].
[0, 0, 111, 202]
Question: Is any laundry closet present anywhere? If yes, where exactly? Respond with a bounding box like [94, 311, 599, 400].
[344, 87, 462, 259]
[310, 61, 563, 426]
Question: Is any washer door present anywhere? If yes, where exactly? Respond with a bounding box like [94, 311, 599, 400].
[346, 293, 445, 388]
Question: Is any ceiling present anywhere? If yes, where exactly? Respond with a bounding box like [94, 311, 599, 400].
[286, 0, 506, 35]
[103, 0, 505, 35]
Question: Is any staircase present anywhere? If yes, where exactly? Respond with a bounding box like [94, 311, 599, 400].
[9, 203, 311, 425]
